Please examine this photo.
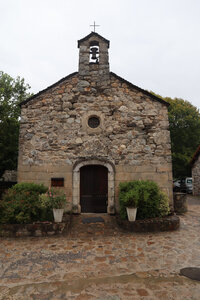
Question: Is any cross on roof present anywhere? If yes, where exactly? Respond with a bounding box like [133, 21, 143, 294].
[90, 21, 100, 32]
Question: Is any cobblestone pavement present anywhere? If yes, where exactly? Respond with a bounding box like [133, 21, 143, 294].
[0, 196, 200, 300]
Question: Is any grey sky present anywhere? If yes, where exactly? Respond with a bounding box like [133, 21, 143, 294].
[0, 0, 200, 109]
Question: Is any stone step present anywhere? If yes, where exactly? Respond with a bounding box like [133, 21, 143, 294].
[69, 214, 122, 237]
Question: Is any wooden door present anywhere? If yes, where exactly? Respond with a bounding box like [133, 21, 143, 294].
[80, 165, 108, 213]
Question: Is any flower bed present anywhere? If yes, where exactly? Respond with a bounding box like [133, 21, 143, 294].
[116, 214, 180, 232]
[0, 214, 71, 237]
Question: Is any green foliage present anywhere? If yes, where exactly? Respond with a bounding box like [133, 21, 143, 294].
[0, 118, 19, 174]
[12, 182, 47, 194]
[0, 71, 32, 177]
[150, 92, 200, 178]
[167, 98, 200, 177]
[119, 180, 170, 220]
[0, 182, 52, 224]
[0, 71, 31, 120]
[123, 189, 139, 208]
[41, 188, 67, 209]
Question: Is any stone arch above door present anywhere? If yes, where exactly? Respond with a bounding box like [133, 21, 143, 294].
[72, 159, 115, 214]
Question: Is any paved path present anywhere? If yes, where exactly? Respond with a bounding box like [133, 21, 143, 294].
[0, 196, 200, 299]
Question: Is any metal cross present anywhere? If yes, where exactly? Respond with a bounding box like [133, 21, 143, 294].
[90, 21, 100, 32]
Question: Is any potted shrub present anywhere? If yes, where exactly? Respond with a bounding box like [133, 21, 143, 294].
[41, 188, 67, 222]
[124, 189, 139, 222]
[119, 180, 170, 221]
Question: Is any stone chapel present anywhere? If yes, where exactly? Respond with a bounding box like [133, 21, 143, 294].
[18, 32, 173, 213]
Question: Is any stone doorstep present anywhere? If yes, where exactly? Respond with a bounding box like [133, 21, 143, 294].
[82, 216, 105, 224]
[69, 213, 120, 237]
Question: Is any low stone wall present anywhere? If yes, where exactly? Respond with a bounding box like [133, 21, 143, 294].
[174, 192, 188, 214]
[116, 214, 180, 232]
[0, 215, 71, 237]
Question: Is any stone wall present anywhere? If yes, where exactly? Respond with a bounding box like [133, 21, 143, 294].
[78, 35, 110, 87]
[0, 219, 70, 237]
[192, 155, 200, 195]
[18, 32, 173, 212]
[18, 71, 173, 211]
[2, 170, 17, 182]
[116, 214, 180, 232]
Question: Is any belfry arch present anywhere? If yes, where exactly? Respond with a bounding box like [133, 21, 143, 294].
[72, 159, 115, 214]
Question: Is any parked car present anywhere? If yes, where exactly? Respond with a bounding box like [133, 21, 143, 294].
[173, 179, 181, 187]
[173, 179, 181, 192]
[180, 177, 193, 194]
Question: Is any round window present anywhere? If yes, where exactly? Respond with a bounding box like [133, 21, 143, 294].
[88, 116, 100, 128]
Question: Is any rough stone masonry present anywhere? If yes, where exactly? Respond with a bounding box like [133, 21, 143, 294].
[18, 32, 173, 213]
[192, 151, 200, 195]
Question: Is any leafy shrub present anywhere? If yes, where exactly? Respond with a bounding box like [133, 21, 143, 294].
[0, 182, 52, 224]
[40, 188, 67, 209]
[123, 189, 139, 208]
[11, 182, 47, 194]
[119, 180, 170, 220]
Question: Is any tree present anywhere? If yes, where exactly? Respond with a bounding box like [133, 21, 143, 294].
[167, 98, 200, 178]
[151, 92, 200, 178]
[0, 71, 32, 177]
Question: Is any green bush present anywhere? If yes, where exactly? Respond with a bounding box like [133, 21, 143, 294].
[123, 189, 139, 208]
[40, 188, 67, 209]
[0, 182, 52, 224]
[11, 182, 47, 194]
[119, 180, 170, 220]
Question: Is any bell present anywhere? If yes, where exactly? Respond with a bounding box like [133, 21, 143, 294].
[90, 47, 99, 60]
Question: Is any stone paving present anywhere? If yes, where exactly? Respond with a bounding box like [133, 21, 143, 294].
[0, 196, 200, 299]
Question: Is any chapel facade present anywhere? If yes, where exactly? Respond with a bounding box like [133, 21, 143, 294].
[18, 32, 173, 213]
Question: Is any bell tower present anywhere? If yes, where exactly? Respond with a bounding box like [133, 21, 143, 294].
[78, 32, 110, 87]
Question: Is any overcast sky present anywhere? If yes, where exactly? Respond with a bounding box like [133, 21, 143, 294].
[0, 0, 200, 109]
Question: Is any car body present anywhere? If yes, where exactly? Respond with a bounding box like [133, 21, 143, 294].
[173, 179, 181, 192]
[173, 179, 181, 189]
[180, 177, 193, 194]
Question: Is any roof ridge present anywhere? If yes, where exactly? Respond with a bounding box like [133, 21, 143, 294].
[190, 145, 200, 166]
[78, 32, 110, 48]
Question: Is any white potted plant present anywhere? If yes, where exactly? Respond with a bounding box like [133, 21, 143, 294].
[124, 190, 139, 222]
[46, 188, 66, 222]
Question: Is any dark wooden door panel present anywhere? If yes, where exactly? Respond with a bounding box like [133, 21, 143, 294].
[80, 165, 108, 213]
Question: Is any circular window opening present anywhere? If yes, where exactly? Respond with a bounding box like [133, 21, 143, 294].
[88, 116, 100, 128]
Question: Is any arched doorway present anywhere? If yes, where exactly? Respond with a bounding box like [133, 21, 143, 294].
[72, 159, 115, 214]
[80, 165, 108, 213]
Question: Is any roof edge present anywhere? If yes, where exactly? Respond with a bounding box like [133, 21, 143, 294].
[20, 72, 78, 106]
[190, 145, 200, 166]
[78, 32, 110, 48]
[20, 70, 169, 107]
[110, 72, 170, 107]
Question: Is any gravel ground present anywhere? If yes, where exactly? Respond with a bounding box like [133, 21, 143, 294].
[0, 195, 200, 299]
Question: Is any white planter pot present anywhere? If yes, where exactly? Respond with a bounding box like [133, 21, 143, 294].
[126, 207, 137, 222]
[53, 208, 64, 223]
